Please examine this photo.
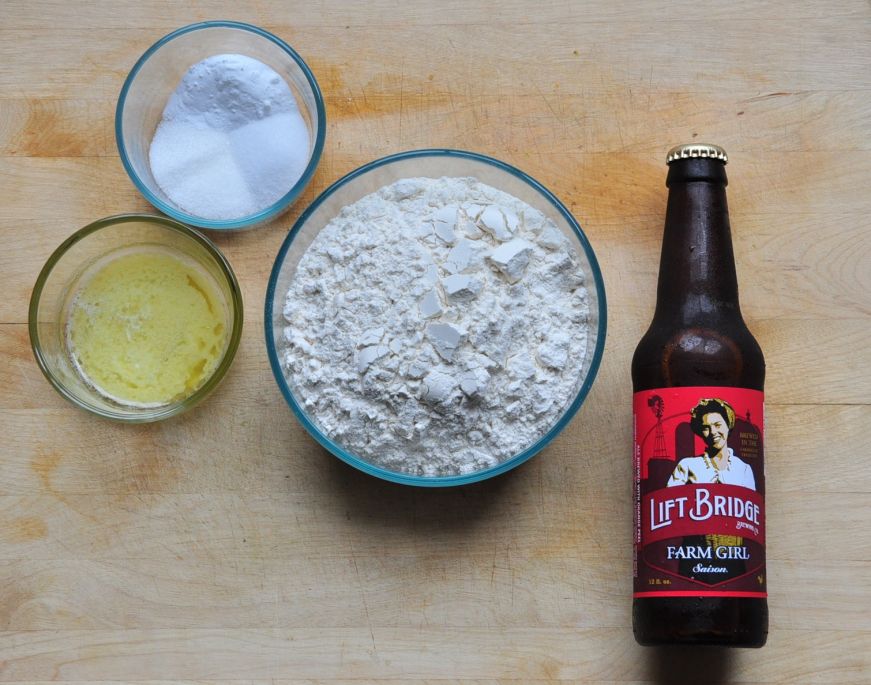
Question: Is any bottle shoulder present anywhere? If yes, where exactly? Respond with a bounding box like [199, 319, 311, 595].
[632, 317, 765, 391]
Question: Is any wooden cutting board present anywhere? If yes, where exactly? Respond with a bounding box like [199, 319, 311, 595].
[1, 1, 869, 682]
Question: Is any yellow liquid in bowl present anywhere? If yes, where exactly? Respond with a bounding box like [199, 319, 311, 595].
[66, 247, 228, 407]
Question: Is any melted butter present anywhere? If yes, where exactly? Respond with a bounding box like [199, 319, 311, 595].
[67, 247, 228, 407]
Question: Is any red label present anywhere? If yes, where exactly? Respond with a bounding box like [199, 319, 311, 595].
[633, 387, 766, 598]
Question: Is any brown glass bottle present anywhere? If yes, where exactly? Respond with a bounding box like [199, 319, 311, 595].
[632, 145, 767, 647]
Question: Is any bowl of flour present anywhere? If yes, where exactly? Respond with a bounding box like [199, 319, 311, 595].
[116, 21, 325, 230]
[266, 150, 606, 486]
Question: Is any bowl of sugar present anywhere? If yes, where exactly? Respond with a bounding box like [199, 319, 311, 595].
[116, 21, 326, 230]
[30, 214, 243, 422]
[266, 150, 607, 486]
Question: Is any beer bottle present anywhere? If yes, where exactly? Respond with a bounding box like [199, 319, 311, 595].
[632, 144, 767, 646]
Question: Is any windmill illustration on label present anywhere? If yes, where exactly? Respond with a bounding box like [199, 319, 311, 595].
[648, 394, 670, 460]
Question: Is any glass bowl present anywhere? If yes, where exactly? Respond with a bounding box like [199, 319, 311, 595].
[116, 21, 326, 230]
[266, 149, 606, 486]
[30, 214, 244, 422]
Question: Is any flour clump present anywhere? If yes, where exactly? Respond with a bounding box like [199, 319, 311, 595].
[281, 177, 591, 476]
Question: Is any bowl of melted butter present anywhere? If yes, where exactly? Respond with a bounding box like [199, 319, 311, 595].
[30, 214, 243, 422]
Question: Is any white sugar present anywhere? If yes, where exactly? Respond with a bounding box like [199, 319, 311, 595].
[149, 54, 310, 221]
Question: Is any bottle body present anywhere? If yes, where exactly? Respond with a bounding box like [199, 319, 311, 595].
[632, 149, 768, 647]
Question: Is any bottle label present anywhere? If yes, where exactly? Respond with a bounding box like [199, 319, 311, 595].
[633, 387, 766, 598]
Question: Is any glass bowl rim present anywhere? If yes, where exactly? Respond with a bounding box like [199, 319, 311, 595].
[115, 20, 327, 231]
[265, 148, 607, 487]
[29, 213, 245, 423]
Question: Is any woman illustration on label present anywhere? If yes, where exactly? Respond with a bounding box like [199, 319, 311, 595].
[666, 397, 755, 583]
[667, 398, 756, 491]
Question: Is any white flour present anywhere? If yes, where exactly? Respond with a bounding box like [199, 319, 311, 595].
[281, 176, 591, 476]
[149, 54, 310, 221]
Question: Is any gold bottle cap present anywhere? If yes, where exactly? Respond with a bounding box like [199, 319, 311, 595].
[666, 143, 728, 165]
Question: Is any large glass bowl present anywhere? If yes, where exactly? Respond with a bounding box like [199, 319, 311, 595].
[116, 21, 326, 230]
[30, 214, 244, 423]
[266, 150, 606, 486]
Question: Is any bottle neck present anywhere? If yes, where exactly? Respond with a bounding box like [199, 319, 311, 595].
[654, 159, 741, 323]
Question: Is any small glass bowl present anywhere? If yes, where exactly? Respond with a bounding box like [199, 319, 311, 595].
[266, 149, 607, 486]
[116, 21, 326, 230]
[29, 214, 244, 422]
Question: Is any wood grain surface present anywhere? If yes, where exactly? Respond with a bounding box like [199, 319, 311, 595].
[1, 1, 870, 683]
